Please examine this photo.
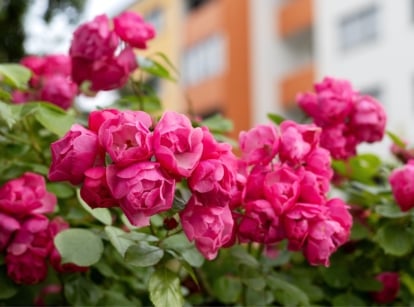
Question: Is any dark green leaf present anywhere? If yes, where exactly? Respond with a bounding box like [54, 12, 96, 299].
[99, 290, 141, 307]
[352, 277, 382, 292]
[350, 221, 371, 240]
[124, 243, 164, 267]
[54, 228, 104, 266]
[64, 275, 104, 306]
[267, 113, 286, 125]
[375, 203, 409, 218]
[149, 267, 183, 307]
[375, 223, 413, 256]
[267, 274, 309, 306]
[212, 275, 242, 304]
[319, 265, 351, 289]
[105, 226, 134, 257]
[0, 64, 31, 89]
[230, 246, 260, 268]
[332, 293, 365, 306]
[245, 288, 274, 306]
[0, 267, 18, 299]
[161, 233, 204, 267]
[47, 182, 75, 199]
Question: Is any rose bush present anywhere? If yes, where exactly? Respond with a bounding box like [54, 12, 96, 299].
[0, 10, 413, 307]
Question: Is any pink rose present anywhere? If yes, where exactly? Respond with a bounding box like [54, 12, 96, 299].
[113, 11, 156, 49]
[69, 14, 118, 61]
[0, 172, 56, 217]
[298, 170, 328, 204]
[153, 111, 203, 177]
[279, 120, 320, 164]
[88, 109, 121, 133]
[39, 75, 77, 110]
[238, 199, 284, 244]
[350, 95, 386, 143]
[88, 47, 137, 91]
[304, 198, 352, 266]
[0, 212, 20, 251]
[107, 162, 175, 227]
[243, 164, 270, 203]
[264, 164, 301, 214]
[80, 167, 118, 209]
[200, 126, 235, 164]
[239, 124, 279, 165]
[371, 272, 400, 304]
[298, 77, 355, 126]
[49, 124, 99, 185]
[49, 217, 89, 273]
[180, 197, 234, 260]
[42, 54, 71, 76]
[283, 203, 321, 251]
[98, 110, 153, 166]
[6, 215, 52, 284]
[319, 123, 358, 160]
[304, 147, 333, 180]
[11, 90, 32, 103]
[390, 160, 414, 211]
[188, 159, 235, 205]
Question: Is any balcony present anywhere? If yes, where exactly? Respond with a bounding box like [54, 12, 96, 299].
[279, 64, 314, 108]
[278, 0, 313, 38]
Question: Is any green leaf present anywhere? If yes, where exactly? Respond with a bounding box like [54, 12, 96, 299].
[161, 233, 204, 267]
[267, 113, 286, 125]
[230, 246, 260, 268]
[64, 275, 104, 306]
[124, 243, 164, 267]
[152, 52, 180, 76]
[105, 226, 134, 257]
[375, 203, 409, 218]
[350, 221, 371, 240]
[54, 228, 104, 266]
[387, 130, 406, 148]
[352, 276, 382, 292]
[77, 189, 112, 225]
[199, 113, 233, 133]
[0, 267, 18, 299]
[138, 56, 176, 81]
[149, 267, 183, 307]
[100, 290, 141, 307]
[246, 288, 274, 306]
[0, 100, 17, 128]
[319, 265, 351, 289]
[267, 274, 309, 306]
[0, 64, 31, 89]
[375, 223, 413, 256]
[34, 102, 75, 136]
[120, 231, 159, 243]
[47, 182, 75, 199]
[240, 265, 266, 291]
[212, 275, 242, 304]
[332, 293, 365, 306]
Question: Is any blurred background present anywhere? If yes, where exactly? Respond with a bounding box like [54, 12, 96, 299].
[2, 0, 413, 150]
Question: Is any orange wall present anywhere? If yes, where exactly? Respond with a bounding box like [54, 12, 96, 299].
[183, 0, 251, 139]
[278, 0, 313, 37]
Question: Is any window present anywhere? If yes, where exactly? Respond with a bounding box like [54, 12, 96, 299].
[145, 8, 164, 33]
[339, 5, 378, 50]
[182, 34, 226, 86]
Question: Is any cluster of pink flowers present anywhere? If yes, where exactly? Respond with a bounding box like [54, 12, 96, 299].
[12, 54, 77, 110]
[297, 77, 387, 160]
[48, 109, 238, 260]
[48, 109, 352, 265]
[232, 120, 353, 266]
[389, 160, 414, 211]
[70, 12, 155, 92]
[0, 172, 86, 285]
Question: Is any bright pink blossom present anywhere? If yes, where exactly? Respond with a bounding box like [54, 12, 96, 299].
[153, 111, 203, 177]
[239, 124, 279, 165]
[319, 123, 358, 160]
[243, 164, 270, 203]
[297, 77, 355, 126]
[39, 75, 77, 110]
[0, 212, 20, 251]
[279, 120, 320, 164]
[371, 272, 400, 304]
[0, 172, 56, 217]
[238, 199, 284, 244]
[180, 197, 234, 260]
[350, 95, 386, 143]
[80, 167, 118, 209]
[107, 162, 175, 227]
[5, 215, 52, 284]
[88, 109, 121, 133]
[188, 159, 235, 205]
[304, 147, 333, 180]
[389, 160, 414, 211]
[98, 110, 153, 166]
[113, 11, 156, 49]
[49, 124, 99, 185]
